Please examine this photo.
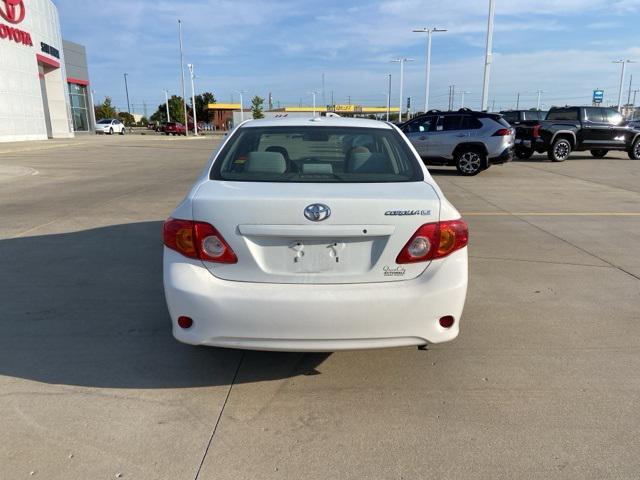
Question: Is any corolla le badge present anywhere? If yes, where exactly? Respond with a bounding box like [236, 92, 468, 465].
[304, 203, 331, 222]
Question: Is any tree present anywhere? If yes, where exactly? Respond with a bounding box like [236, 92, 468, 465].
[251, 95, 264, 119]
[118, 111, 135, 126]
[138, 116, 149, 127]
[192, 92, 216, 123]
[94, 97, 117, 120]
[150, 95, 187, 124]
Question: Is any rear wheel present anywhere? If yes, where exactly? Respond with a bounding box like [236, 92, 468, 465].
[515, 148, 534, 160]
[590, 149, 608, 158]
[109, 128, 114, 135]
[548, 138, 571, 162]
[629, 139, 640, 160]
[120, 128, 125, 136]
[455, 149, 485, 176]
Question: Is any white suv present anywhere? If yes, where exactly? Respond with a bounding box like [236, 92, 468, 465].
[163, 117, 468, 352]
[95, 119, 125, 135]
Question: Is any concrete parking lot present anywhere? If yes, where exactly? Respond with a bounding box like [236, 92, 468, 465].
[1, 135, 639, 479]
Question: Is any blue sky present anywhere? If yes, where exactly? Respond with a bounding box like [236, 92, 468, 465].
[55, 0, 640, 114]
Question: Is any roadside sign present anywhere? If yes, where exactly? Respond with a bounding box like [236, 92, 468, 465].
[593, 90, 604, 104]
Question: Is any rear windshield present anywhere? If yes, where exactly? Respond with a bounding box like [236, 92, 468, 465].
[211, 126, 423, 183]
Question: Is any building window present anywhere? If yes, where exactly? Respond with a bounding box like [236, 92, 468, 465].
[68, 83, 89, 132]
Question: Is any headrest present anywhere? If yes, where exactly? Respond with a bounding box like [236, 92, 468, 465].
[244, 151, 287, 174]
[302, 163, 333, 175]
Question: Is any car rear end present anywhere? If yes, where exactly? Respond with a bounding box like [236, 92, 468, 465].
[483, 114, 515, 164]
[163, 118, 468, 351]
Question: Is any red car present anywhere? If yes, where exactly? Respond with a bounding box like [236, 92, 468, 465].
[164, 122, 187, 136]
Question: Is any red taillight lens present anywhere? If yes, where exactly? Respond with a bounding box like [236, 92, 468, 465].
[396, 219, 468, 264]
[492, 128, 512, 136]
[531, 125, 542, 139]
[163, 218, 237, 264]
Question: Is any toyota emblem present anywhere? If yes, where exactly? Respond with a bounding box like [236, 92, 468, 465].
[0, 0, 26, 24]
[304, 204, 331, 222]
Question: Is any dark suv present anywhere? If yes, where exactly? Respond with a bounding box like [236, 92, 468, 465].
[399, 109, 515, 176]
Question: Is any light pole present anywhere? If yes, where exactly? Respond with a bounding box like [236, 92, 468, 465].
[386, 74, 392, 122]
[536, 90, 545, 110]
[164, 90, 171, 122]
[614, 60, 635, 112]
[178, 19, 188, 136]
[460, 91, 470, 109]
[234, 90, 246, 122]
[123, 73, 131, 114]
[308, 91, 318, 117]
[187, 64, 198, 136]
[481, 0, 496, 111]
[412, 27, 446, 112]
[391, 57, 414, 122]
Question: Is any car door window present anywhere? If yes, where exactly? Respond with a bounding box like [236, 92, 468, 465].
[460, 116, 482, 130]
[405, 116, 435, 133]
[585, 108, 605, 123]
[604, 109, 623, 125]
[440, 115, 463, 131]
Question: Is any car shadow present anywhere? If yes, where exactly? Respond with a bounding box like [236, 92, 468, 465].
[427, 167, 460, 176]
[0, 222, 330, 389]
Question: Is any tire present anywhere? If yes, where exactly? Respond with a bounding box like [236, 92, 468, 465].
[629, 139, 640, 160]
[120, 128, 125, 136]
[455, 149, 485, 176]
[515, 148, 534, 160]
[166, 132, 170, 136]
[109, 128, 114, 135]
[590, 149, 608, 158]
[547, 138, 571, 162]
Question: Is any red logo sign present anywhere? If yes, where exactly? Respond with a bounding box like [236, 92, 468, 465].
[0, 0, 25, 24]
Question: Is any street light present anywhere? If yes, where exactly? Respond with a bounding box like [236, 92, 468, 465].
[234, 90, 246, 122]
[536, 90, 545, 110]
[178, 19, 188, 136]
[613, 60, 635, 112]
[187, 64, 198, 136]
[391, 57, 414, 122]
[163, 90, 171, 122]
[123, 73, 131, 114]
[412, 27, 447, 112]
[481, 0, 496, 111]
[386, 74, 392, 122]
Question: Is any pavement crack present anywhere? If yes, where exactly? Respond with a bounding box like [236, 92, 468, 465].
[194, 351, 245, 480]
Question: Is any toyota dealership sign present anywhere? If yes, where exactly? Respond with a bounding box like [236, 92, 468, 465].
[0, 0, 32, 46]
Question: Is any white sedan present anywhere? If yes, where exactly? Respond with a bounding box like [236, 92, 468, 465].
[95, 119, 125, 135]
[163, 117, 468, 351]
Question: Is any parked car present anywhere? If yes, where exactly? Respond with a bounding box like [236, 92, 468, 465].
[95, 119, 125, 135]
[399, 109, 515, 176]
[515, 106, 640, 161]
[163, 117, 469, 352]
[164, 122, 187, 136]
[500, 110, 547, 125]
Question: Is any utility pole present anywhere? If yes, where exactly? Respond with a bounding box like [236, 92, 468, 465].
[387, 74, 392, 122]
[614, 60, 635, 112]
[391, 57, 414, 122]
[331, 91, 334, 105]
[347, 95, 351, 105]
[123, 73, 131, 114]
[626, 74, 633, 115]
[187, 64, 198, 136]
[632, 89, 639, 120]
[322, 73, 326, 106]
[178, 19, 188, 136]
[235, 91, 245, 122]
[412, 27, 447, 112]
[481, 0, 496, 111]
[516, 92, 520, 110]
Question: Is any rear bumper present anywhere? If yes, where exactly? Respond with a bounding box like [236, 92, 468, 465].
[489, 147, 513, 165]
[163, 248, 468, 352]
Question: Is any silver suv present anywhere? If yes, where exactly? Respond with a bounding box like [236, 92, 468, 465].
[400, 109, 515, 176]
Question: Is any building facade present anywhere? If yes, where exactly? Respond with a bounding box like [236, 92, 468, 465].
[0, 0, 91, 142]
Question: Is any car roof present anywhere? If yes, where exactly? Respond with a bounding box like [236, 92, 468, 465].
[239, 116, 393, 129]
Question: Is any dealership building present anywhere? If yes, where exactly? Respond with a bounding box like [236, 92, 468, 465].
[0, 0, 93, 142]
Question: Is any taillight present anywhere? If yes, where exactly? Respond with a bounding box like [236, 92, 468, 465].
[163, 218, 237, 264]
[531, 125, 542, 139]
[396, 219, 468, 264]
[492, 128, 512, 136]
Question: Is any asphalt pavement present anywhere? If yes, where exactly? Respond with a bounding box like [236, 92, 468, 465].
[1, 135, 639, 479]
